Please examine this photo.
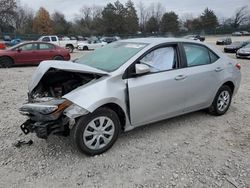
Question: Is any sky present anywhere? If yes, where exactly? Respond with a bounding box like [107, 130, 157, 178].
[19, 0, 250, 20]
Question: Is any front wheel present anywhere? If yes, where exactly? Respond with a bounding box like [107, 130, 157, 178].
[0, 57, 13, 68]
[71, 107, 121, 156]
[208, 85, 232, 116]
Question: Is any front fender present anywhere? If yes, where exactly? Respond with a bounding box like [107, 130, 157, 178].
[63, 75, 127, 113]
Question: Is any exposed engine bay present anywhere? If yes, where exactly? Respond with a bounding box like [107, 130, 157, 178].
[29, 68, 100, 102]
[20, 68, 102, 139]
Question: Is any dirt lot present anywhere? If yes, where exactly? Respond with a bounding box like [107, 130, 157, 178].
[0, 36, 250, 188]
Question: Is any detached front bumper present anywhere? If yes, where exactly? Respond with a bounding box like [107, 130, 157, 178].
[20, 118, 68, 139]
[19, 98, 89, 139]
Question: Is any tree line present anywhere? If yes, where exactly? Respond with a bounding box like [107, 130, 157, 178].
[0, 0, 249, 36]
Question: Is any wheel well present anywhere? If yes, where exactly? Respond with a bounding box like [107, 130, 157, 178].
[223, 81, 235, 93]
[0, 56, 14, 64]
[100, 103, 126, 131]
[54, 55, 63, 59]
[66, 44, 74, 48]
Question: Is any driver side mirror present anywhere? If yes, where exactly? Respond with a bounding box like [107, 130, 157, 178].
[17, 48, 22, 52]
[135, 64, 150, 75]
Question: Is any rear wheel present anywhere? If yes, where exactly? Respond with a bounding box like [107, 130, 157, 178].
[83, 46, 88, 51]
[53, 55, 64, 60]
[66, 45, 74, 53]
[0, 57, 13, 68]
[71, 107, 121, 156]
[208, 85, 232, 116]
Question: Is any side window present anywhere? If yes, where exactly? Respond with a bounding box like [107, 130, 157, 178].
[39, 43, 53, 50]
[183, 44, 210, 67]
[140, 47, 176, 73]
[19, 43, 37, 51]
[51, 37, 57, 42]
[42, 37, 50, 42]
[209, 50, 219, 63]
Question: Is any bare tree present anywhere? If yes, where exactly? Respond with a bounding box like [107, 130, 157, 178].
[137, 1, 151, 32]
[155, 2, 165, 22]
[14, 5, 34, 33]
[0, 0, 17, 32]
[232, 6, 249, 28]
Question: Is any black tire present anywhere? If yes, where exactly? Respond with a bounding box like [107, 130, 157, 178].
[208, 85, 232, 116]
[71, 107, 121, 156]
[0, 57, 13, 68]
[83, 46, 88, 51]
[66, 45, 74, 53]
[53, 55, 64, 60]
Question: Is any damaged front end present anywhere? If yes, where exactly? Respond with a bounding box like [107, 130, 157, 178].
[19, 61, 107, 139]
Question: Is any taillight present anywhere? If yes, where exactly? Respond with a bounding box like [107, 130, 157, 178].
[235, 63, 241, 70]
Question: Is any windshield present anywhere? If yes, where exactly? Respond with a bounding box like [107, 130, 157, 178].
[75, 41, 147, 72]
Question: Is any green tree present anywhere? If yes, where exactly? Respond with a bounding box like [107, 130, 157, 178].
[33, 7, 53, 34]
[102, 1, 126, 34]
[125, 0, 139, 34]
[52, 11, 70, 35]
[160, 11, 179, 33]
[200, 8, 218, 31]
[145, 16, 158, 33]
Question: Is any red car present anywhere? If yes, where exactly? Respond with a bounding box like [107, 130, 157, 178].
[0, 42, 6, 50]
[0, 41, 70, 68]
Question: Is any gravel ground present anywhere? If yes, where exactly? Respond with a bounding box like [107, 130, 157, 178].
[0, 37, 250, 188]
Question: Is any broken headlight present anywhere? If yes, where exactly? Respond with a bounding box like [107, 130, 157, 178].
[19, 99, 72, 115]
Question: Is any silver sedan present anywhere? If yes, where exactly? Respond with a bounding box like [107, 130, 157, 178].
[19, 38, 241, 155]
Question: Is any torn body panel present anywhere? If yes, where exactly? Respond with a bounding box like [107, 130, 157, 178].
[20, 61, 131, 139]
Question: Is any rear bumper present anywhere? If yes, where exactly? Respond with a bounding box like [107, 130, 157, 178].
[236, 53, 250, 59]
[224, 48, 237, 53]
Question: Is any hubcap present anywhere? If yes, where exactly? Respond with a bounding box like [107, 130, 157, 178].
[83, 116, 115, 150]
[217, 90, 230, 112]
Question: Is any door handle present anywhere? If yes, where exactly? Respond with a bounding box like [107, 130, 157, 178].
[175, 75, 187, 81]
[215, 67, 224, 72]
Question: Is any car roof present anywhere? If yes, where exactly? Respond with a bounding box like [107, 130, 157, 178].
[121, 37, 201, 45]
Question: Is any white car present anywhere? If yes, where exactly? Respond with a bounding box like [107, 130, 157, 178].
[78, 40, 107, 50]
[38, 35, 78, 53]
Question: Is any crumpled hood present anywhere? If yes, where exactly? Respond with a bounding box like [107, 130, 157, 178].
[28, 60, 108, 92]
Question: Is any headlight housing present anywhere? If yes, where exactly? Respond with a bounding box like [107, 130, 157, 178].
[19, 99, 72, 115]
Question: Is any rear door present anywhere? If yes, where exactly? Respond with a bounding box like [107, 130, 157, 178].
[127, 44, 188, 126]
[180, 43, 223, 112]
[37, 43, 56, 62]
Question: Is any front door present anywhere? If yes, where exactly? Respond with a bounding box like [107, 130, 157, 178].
[13, 43, 38, 64]
[127, 45, 188, 126]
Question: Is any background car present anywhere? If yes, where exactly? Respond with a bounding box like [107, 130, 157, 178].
[77, 40, 107, 50]
[5, 38, 22, 47]
[183, 35, 205, 41]
[216, 37, 232, 45]
[38, 35, 77, 53]
[0, 42, 6, 50]
[224, 41, 249, 53]
[232, 32, 242, 36]
[3, 35, 11, 41]
[236, 44, 250, 59]
[240, 31, 250, 36]
[100, 37, 118, 43]
[0, 41, 70, 68]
